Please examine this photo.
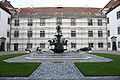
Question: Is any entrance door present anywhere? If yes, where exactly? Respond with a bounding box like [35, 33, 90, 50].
[112, 41, 117, 51]
[0, 42, 5, 51]
[14, 43, 19, 51]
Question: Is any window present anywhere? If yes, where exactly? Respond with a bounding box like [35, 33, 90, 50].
[8, 18, 10, 24]
[40, 43, 45, 48]
[98, 19, 102, 26]
[71, 43, 76, 48]
[28, 19, 33, 26]
[40, 31, 45, 37]
[27, 31, 32, 37]
[107, 42, 111, 48]
[14, 31, 19, 37]
[88, 19, 93, 26]
[71, 31, 76, 37]
[56, 18, 62, 25]
[118, 42, 120, 48]
[88, 31, 93, 37]
[14, 19, 19, 26]
[88, 43, 93, 48]
[98, 43, 103, 48]
[27, 43, 32, 48]
[107, 30, 110, 37]
[71, 18, 76, 26]
[117, 11, 120, 19]
[40, 18, 45, 26]
[107, 17, 109, 24]
[98, 31, 103, 37]
[7, 31, 10, 37]
[118, 27, 120, 34]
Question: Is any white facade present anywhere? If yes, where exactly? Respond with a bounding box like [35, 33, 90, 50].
[107, 5, 120, 50]
[11, 17, 107, 51]
[0, 7, 11, 51]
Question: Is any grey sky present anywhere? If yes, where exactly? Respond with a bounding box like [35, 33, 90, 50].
[1, 0, 110, 8]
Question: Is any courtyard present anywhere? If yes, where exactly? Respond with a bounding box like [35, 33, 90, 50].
[0, 51, 120, 80]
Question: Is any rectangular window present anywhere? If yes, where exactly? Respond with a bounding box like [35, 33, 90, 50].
[98, 19, 102, 26]
[117, 11, 120, 19]
[28, 19, 33, 26]
[107, 30, 110, 37]
[14, 31, 19, 37]
[88, 19, 93, 26]
[40, 43, 45, 49]
[98, 43, 103, 48]
[98, 31, 103, 37]
[14, 19, 19, 26]
[27, 31, 32, 37]
[71, 43, 76, 48]
[7, 31, 10, 37]
[40, 31, 45, 37]
[56, 18, 62, 26]
[71, 31, 76, 37]
[88, 43, 93, 48]
[118, 27, 120, 34]
[71, 18, 76, 26]
[27, 43, 32, 48]
[40, 18, 45, 26]
[107, 17, 109, 24]
[118, 42, 120, 48]
[88, 31, 93, 37]
[8, 18, 10, 24]
[107, 42, 111, 48]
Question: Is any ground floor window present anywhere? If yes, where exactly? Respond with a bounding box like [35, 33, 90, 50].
[118, 42, 120, 48]
[71, 43, 76, 48]
[27, 43, 32, 48]
[40, 43, 45, 49]
[88, 43, 93, 48]
[98, 43, 103, 48]
[107, 42, 111, 48]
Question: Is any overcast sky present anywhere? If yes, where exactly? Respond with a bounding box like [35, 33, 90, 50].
[1, 0, 110, 8]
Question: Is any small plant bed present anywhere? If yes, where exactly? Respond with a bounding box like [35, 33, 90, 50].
[0, 53, 41, 77]
[75, 53, 120, 76]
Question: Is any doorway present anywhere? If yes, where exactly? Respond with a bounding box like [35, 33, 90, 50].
[14, 43, 19, 51]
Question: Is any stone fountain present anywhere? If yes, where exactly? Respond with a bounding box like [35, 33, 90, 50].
[48, 25, 68, 53]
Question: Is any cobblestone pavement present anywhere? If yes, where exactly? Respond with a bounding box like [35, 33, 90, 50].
[29, 62, 84, 80]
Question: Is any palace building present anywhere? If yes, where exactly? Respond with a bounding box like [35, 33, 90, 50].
[10, 7, 107, 51]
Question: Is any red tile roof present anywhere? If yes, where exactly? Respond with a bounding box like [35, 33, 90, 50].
[15, 7, 105, 18]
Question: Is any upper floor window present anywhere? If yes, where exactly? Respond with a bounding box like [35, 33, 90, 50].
[88, 31, 93, 37]
[14, 31, 19, 37]
[71, 18, 76, 26]
[40, 18, 45, 26]
[71, 43, 76, 48]
[28, 19, 33, 26]
[117, 11, 120, 19]
[8, 18, 10, 24]
[14, 19, 19, 26]
[98, 19, 102, 26]
[56, 18, 62, 26]
[88, 19, 93, 26]
[107, 30, 110, 37]
[88, 43, 93, 48]
[98, 43, 103, 48]
[7, 31, 10, 37]
[118, 27, 120, 34]
[98, 31, 103, 37]
[27, 31, 32, 37]
[71, 31, 76, 37]
[40, 31, 45, 37]
[107, 17, 109, 24]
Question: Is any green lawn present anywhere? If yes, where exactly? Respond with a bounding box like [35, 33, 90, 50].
[75, 53, 120, 76]
[0, 53, 41, 77]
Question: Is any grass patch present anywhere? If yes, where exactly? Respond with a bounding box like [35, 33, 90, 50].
[0, 53, 41, 77]
[75, 53, 120, 76]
